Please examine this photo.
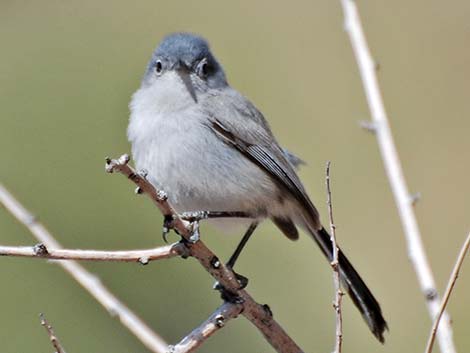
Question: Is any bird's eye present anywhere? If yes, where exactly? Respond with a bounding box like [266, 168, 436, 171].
[155, 60, 163, 75]
[197, 59, 209, 78]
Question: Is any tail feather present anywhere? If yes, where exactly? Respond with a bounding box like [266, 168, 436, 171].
[313, 227, 388, 343]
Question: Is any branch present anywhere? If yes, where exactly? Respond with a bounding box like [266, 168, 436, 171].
[339, 1, 456, 351]
[0, 184, 169, 353]
[325, 162, 343, 353]
[425, 232, 470, 353]
[40, 313, 67, 353]
[0, 243, 184, 263]
[171, 302, 243, 353]
[106, 155, 304, 353]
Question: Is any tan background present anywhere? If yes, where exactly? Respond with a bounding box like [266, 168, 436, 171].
[1, 1, 469, 352]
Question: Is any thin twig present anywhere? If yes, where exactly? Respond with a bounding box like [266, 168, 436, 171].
[171, 302, 243, 353]
[0, 184, 169, 353]
[0, 243, 184, 263]
[106, 155, 304, 353]
[338, 1, 456, 351]
[40, 313, 67, 353]
[425, 232, 470, 353]
[325, 162, 343, 353]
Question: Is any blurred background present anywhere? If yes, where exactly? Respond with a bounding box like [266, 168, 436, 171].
[1, 1, 469, 352]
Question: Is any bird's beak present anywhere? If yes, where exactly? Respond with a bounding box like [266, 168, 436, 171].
[173, 59, 188, 72]
[174, 60, 198, 103]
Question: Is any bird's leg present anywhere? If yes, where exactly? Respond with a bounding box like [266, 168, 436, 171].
[162, 211, 252, 243]
[227, 222, 258, 270]
[227, 221, 258, 288]
[162, 211, 256, 298]
[214, 222, 258, 303]
[162, 213, 200, 245]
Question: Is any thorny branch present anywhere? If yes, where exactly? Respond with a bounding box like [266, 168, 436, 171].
[325, 162, 343, 353]
[339, 0, 456, 351]
[40, 314, 67, 353]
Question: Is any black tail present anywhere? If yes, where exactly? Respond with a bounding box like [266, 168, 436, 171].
[314, 227, 388, 343]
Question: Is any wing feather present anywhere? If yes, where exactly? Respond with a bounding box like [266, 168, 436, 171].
[209, 118, 320, 230]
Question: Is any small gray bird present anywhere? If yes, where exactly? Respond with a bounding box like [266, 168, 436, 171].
[128, 32, 387, 342]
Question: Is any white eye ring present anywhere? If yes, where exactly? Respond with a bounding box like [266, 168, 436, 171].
[197, 59, 209, 78]
[155, 60, 163, 75]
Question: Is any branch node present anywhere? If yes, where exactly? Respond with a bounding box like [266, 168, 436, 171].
[374, 60, 381, 72]
[157, 190, 168, 202]
[139, 169, 149, 179]
[138, 257, 149, 265]
[262, 304, 273, 318]
[120, 154, 130, 164]
[425, 288, 438, 301]
[214, 314, 225, 328]
[210, 256, 221, 269]
[409, 192, 422, 206]
[33, 243, 49, 256]
[358, 120, 377, 133]
[25, 214, 38, 226]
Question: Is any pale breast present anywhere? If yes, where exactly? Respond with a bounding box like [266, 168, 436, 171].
[129, 115, 278, 215]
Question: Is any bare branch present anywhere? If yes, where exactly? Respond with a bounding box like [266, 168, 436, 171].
[425, 232, 470, 353]
[106, 155, 304, 353]
[339, 1, 456, 351]
[0, 184, 169, 353]
[0, 243, 184, 263]
[171, 302, 243, 353]
[325, 162, 343, 353]
[40, 313, 66, 353]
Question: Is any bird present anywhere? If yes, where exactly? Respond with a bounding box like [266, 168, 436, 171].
[127, 32, 387, 342]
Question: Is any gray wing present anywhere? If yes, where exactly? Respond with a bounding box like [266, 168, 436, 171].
[203, 89, 321, 230]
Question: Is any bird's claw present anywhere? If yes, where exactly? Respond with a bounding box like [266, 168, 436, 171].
[162, 213, 201, 244]
[162, 215, 174, 243]
[233, 272, 249, 289]
[213, 281, 245, 304]
[213, 269, 249, 303]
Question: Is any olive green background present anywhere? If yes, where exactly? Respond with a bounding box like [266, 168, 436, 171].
[1, 1, 469, 352]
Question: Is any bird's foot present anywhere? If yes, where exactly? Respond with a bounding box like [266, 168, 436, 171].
[213, 282, 245, 304]
[213, 269, 249, 303]
[162, 213, 201, 244]
[232, 271, 249, 289]
[189, 220, 200, 243]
